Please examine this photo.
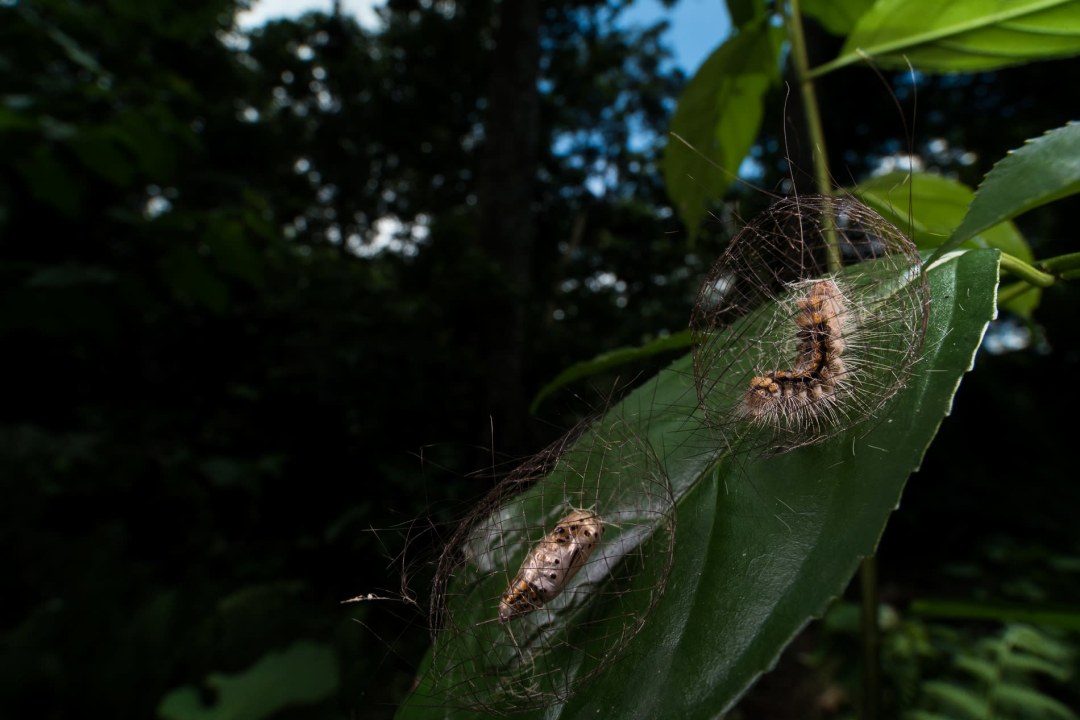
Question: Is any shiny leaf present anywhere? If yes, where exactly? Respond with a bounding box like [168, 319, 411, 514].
[940, 122, 1080, 258]
[398, 248, 1000, 719]
[814, 0, 1080, 75]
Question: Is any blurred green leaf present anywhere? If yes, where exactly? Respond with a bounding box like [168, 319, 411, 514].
[69, 127, 136, 187]
[856, 171, 1039, 315]
[114, 109, 179, 179]
[25, 264, 116, 288]
[157, 641, 340, 720]
[955, 655, 997, 683]
[663, 19, 782, 240]
[725, 0, 768, 28]
[911, 599, 1080, 631]
[205, 221, 266, 290]
[814, 0, 1080, 75]
[529, 330, 693, 413]
[161, 245, 230, 313]
[993, 683, 1078, 720]
[0, 105, 35, 132]
[907, 712, 958, 720]
[923, 680, 988, 718]
[23, 5, 108, 76]
[1004, 625, 1075, 662]
[398, 249, 1000, 719]
[16, 145, 84, 217]
[1002, 653, 1073, 682]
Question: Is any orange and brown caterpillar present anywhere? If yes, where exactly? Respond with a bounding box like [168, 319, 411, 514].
[498, 509, 603, 623]
[744, 279, 849, 421]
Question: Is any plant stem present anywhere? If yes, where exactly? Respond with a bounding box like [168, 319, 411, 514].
[792, 6, 878, 711]
[994, 250, 1080, 306]
[792, 9, 879, 714]
[999, 252, 1055, 287]
[997, 280, 1039, 307]
[860, 555, 881, 720]
[787, 0, 841, 273]
[1041, 251, 1080, 275]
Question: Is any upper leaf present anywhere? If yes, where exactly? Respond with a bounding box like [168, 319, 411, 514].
[725, 0, 769, 29]
[813, 0, 1080, 75]
[663, 20, 782, 241]
[937, 122, 1080, 259]
[801, 0, 876, 36]
[856, 171, 1039, 314]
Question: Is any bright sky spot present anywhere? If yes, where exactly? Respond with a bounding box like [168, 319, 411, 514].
[620, 0, 731, 73]
[237, 0, 384, 30]
[236, 0, 729, 73]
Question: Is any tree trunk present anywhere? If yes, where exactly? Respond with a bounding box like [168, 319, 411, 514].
[476, 0, 540, 457]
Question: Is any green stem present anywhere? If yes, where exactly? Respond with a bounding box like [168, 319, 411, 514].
[1041, 251, 1080, 275]
[997, 280, 1039, 307]
[859, 556, 881, 720]
[787, 0, 841, 273]
[995, 250, 1080, 306]
[999, 252, 1055, 288]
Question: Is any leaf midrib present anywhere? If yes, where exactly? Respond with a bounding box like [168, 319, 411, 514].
[811, 0, 1072, 76]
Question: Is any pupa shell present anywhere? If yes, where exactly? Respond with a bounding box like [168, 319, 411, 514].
[498, 509, 603, 623]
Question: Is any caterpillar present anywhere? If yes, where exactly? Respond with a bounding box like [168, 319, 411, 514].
[743, 279, 850, 426]
[690, 195, 929, 451]
[498, 509, 603, 623]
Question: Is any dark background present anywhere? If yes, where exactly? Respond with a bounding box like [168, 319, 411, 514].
[2, 1, 1079, 718]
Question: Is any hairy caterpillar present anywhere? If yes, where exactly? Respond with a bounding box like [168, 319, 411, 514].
[691, 195, 929, 452]
[743, 279, 850, 427]
[498, 509, 603, 623]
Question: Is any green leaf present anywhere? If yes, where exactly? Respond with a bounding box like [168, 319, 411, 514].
[16, 145, 84, 218]
[0, 105, 36, 132]
[663, 20, 782, 240]
[922, 681, 988, 719]
[912, 599, 1080, 631]
[1001, 652, 1072, 682]
[855, 171, 1039, 315]
[157, 641, 340, 720]
[725, 0, 768, 28]
[801, 0, 876, 36]
[114, 109, 178, 179]
[205, 221, 266, 290]
[1003, 625, 1075, 662]
[906, 712, 959, 720]
[955, 655, 998, 684]
[992, 682, 1079, 720]
[936, 123, 1080, 259]
[529, 330, 693, 413]
[161, 246, 230, 314]
[25, 265, 116, 288]
[813, 0, 1080, 76]
[397, 249, 1000, 719]
[68, 127, 137, 188]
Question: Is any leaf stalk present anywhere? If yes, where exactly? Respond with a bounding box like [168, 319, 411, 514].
[999, 252, 1055, 287]
[786, 0, 841, 273]
[859, 555, 881, 720]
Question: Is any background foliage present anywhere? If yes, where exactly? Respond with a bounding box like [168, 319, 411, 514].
[2, 0, 1079, 718]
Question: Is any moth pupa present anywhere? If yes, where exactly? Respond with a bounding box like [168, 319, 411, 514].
[498, 509, 603, 623]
